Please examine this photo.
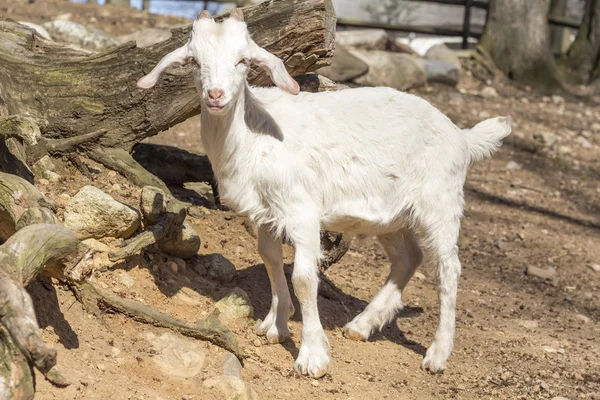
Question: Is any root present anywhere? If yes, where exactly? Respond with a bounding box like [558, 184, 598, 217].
[89, 147, 170, 194]
[71, 282, 244, 359]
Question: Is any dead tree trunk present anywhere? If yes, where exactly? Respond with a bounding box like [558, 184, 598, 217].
[0, 0, 335, 187]
[559, 0, 600, 85]
[477, 0, 563, 91]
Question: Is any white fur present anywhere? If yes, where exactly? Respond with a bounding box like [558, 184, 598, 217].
[138, 12, 512, 378]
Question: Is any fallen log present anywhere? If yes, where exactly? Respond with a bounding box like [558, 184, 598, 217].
[0, 0, 335, 185]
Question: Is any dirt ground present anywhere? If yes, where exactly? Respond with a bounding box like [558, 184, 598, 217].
[2, 1, 599, 399]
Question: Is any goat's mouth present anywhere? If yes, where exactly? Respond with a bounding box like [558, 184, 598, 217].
[205, 101, 228, 113]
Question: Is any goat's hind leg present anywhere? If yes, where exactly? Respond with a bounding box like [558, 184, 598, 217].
[344, 229, 423, 341]
[256, 227, 294, 344]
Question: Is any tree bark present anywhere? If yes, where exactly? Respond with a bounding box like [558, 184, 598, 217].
[559, 0, 600, 84]
[0, 0, 335, 152]
[478, 0, 563, 91]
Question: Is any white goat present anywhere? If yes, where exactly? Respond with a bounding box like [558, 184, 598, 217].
[138, 9, 511, 378]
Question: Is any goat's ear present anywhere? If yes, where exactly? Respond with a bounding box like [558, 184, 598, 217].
[137, 44, 191, 89]
[248, 40, 299, 95]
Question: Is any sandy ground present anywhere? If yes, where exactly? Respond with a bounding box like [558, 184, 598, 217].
[1, 1, 599, 399]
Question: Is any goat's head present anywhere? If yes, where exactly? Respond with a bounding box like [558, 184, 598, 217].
[137, 8, 299, 115]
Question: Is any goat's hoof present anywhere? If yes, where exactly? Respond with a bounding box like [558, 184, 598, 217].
[421, 343, 448, 374]
[342, 321, 369, 341]
[294, 347, 330, 379]
[256, 320, 291, 344]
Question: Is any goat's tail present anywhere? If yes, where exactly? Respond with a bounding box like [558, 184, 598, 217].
[464, 116, 512, 163]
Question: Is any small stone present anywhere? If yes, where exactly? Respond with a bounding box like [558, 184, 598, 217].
[526, 265, 557, 281]
[204, 254, 237, 283]
[172, 257, 186, 272]
[575, 136, 593, 148]
[97, 363, 106, 371]
[588, 264, 600, 272]
[222, 352, 242, 378]
[311, 380, 320, 387]
[479, 86, 498, 98]
[111, 183, 121, 192]
[533, 132, 559, 148]
[518, 320, 538, 329]
[591, 122, 600, 131]
[44, 170, 62, 183]
[167, 261, 178, 274]
[107, 170, 117, 178]
[580, 130, 592, 138]
[495, 239, 509, 251]
[506, 161, 522, 170]
[551, 95, 565, 104]
[518, 233, 525, 240]
[413, 271, 426, 281]
[148, 333, 205, 378]
[58, 193, 71, 202]
[550, 397, 570, 400]
[110, 347, 121, 357]
[174, 287, 203, 307]
[215, 288, 254, 321]
[557, 145, 571, 154]
[253, 338, 262, 347]
[575, 314, 590, 324]
[39, 178, 50, 186]
[543, 346, 558, 353]
[117, 271, 135, 288]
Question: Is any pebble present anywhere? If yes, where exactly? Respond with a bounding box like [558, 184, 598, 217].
[311, 380, 320, 387]
[110, 347, 121, 357]
[575, 136, 593, 149]
[253, 338, 262, 347]
[97, 363, 106, 371]
[167, 261, 178, 274]
[172, 257, 186, 272]
[111, 183, 121, 192]
[518, 233, 525, 240]
[413, 271, 426, 281]
[38, 178, 50, 186]
[506, 161, 522, 170]
[526, 265, 557, 281]
[117, 271, 135, 288]
[479, 86, 498, 98]
[518, 320, 538, 329]
[575, 314, 590, 324]
[550, 397, 570, 400]
[591, 122, 600, 131]
[588, 264, 600, 272]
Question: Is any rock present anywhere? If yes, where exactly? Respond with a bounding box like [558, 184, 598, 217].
[110, 347, 121, 357]
[167, 261, 178, 274]
[296, 74, 350, 92]
[518, 319, 539, 329]
[550, 397, 569, 400]
[215, 288, 254, 321]
[336, 29, 388, 51]
[580, 130, 592, 138]
[117, 271, 135, 288]
[235, 0, 265, 6]
[479, 86, 498, 98]
[526, 265, 557, 281]
[42, 20, 119, 51]
[253, 338, 262, 347]
[575, 136, 593, 148]
[116, 28, 172, 48]
[174, 287, 203, 307]
[551, 95, 565, 105]
[44, 170, 62, 183]
[82, 238, 111, 252]
[172, 257, 186, 272]
[542, 345, 558, 353]
[533, 132, 559, 148]
[420, 59, 459, 86]
[18, 21, 53, 40]
[32, 155, 57, 177]
[204, 254, 237, 283]
[589, 264, 600, 272]
[350, 51, 426, 90]
[158, 221, 201, 259]
[64, 186, 140, 240]
[222, 352, 242, 378]
[203, 375, 259, 400]
[317, 45, 368, 82]
[96, 363, 106, 371]
[413, 271, 426, 281]
[38, 178, 50, 186]
[575, 314, 590, 324]
[506, 161, 522, 170]
[591, 122, 600, 131]
[147, 333, 205, 378]
[140, 186, 166, 225]
[424, 44, 461, 72]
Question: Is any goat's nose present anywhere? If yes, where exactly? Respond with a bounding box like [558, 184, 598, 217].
[208, 89, 224, 100]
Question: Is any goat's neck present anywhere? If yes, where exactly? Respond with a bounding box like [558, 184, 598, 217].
[200, 85, 250, 177]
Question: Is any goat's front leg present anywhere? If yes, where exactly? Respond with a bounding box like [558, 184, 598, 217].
[256, 227, 294, 343]
[290, 221, 330, 378]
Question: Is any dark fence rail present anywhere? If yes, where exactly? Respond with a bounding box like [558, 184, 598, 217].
[337, 0, 581, 50]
